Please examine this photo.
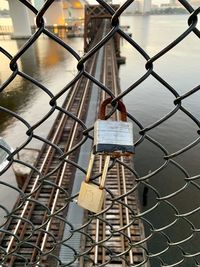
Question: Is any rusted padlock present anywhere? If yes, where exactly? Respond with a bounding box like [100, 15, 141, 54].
[77, 153, 110, 213]
[93, 98, 134, 157]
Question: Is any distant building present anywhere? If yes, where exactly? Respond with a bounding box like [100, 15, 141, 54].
[133, 1, 140, 13]
[138, 0, 152, 14]
[169, 0, 176, 5]
[161, 0, 200, 9]
[190, 0, 200, 7]
[160, 2, 182, 9]
[166, 0, 188, 7]
[31, 0, 85, 26]
[142, 0, 151, 13]
[123, 1, 140, 14]
[121, 0, 153, 14]
[62, 0, 84, 25]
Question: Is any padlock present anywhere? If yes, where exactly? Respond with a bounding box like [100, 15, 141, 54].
[77, 153, 110, 213]
[93, 98, 134, 157]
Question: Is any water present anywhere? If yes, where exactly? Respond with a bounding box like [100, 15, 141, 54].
[0, 35, 83, 212]
[120, 15, 200, 266]
[0, 14, 199, 266]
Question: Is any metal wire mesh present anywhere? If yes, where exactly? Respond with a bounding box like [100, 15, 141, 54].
[0, 0, 200, 266]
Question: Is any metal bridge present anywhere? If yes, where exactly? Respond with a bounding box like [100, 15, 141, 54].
[5, 0, 87, 39]
[3, 0, 152, 39]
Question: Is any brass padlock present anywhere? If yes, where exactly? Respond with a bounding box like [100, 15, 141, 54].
[77, 153, 110, 213]
[93, 98, 134, 157]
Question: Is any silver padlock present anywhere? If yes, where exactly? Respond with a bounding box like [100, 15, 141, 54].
[77, 153, 110, 213]
[93, 98, 134, 157]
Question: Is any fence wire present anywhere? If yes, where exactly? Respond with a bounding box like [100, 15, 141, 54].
[0, 0, 200, 266]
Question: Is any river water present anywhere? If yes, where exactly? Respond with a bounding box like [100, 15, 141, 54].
[0, 35, 83, 211]
[0, 15, 200, 266]
[120, 15, 200, 266]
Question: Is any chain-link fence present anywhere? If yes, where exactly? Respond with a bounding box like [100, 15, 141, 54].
[0, 0, 200, 266]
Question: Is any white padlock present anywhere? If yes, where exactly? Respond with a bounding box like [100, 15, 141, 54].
[93, 98, 134, 157]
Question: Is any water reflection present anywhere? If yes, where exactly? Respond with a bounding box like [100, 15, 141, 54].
[0, 37, 83, 139]
[120, 14, 200, 267]
[0, 36, 83, 217]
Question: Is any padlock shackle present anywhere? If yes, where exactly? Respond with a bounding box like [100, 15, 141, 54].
[99, 98, 127, 122]
[99, 155, 110, 189]
[85, 153, 110, 190]
[85, 152, 95, 183]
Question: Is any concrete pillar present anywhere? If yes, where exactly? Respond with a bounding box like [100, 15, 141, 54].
[8, 0, 31, 39]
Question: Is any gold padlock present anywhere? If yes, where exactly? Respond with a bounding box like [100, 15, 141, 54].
[77, 153, 110, 213]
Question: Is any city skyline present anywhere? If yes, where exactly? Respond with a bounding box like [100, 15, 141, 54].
[0, 0, 171, 10]
[0, 0, 199, 11]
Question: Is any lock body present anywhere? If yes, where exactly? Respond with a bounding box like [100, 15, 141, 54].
[93, 119, 134, 156]
[77, 154, 110, 213]
[77, 181, 105, 213]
